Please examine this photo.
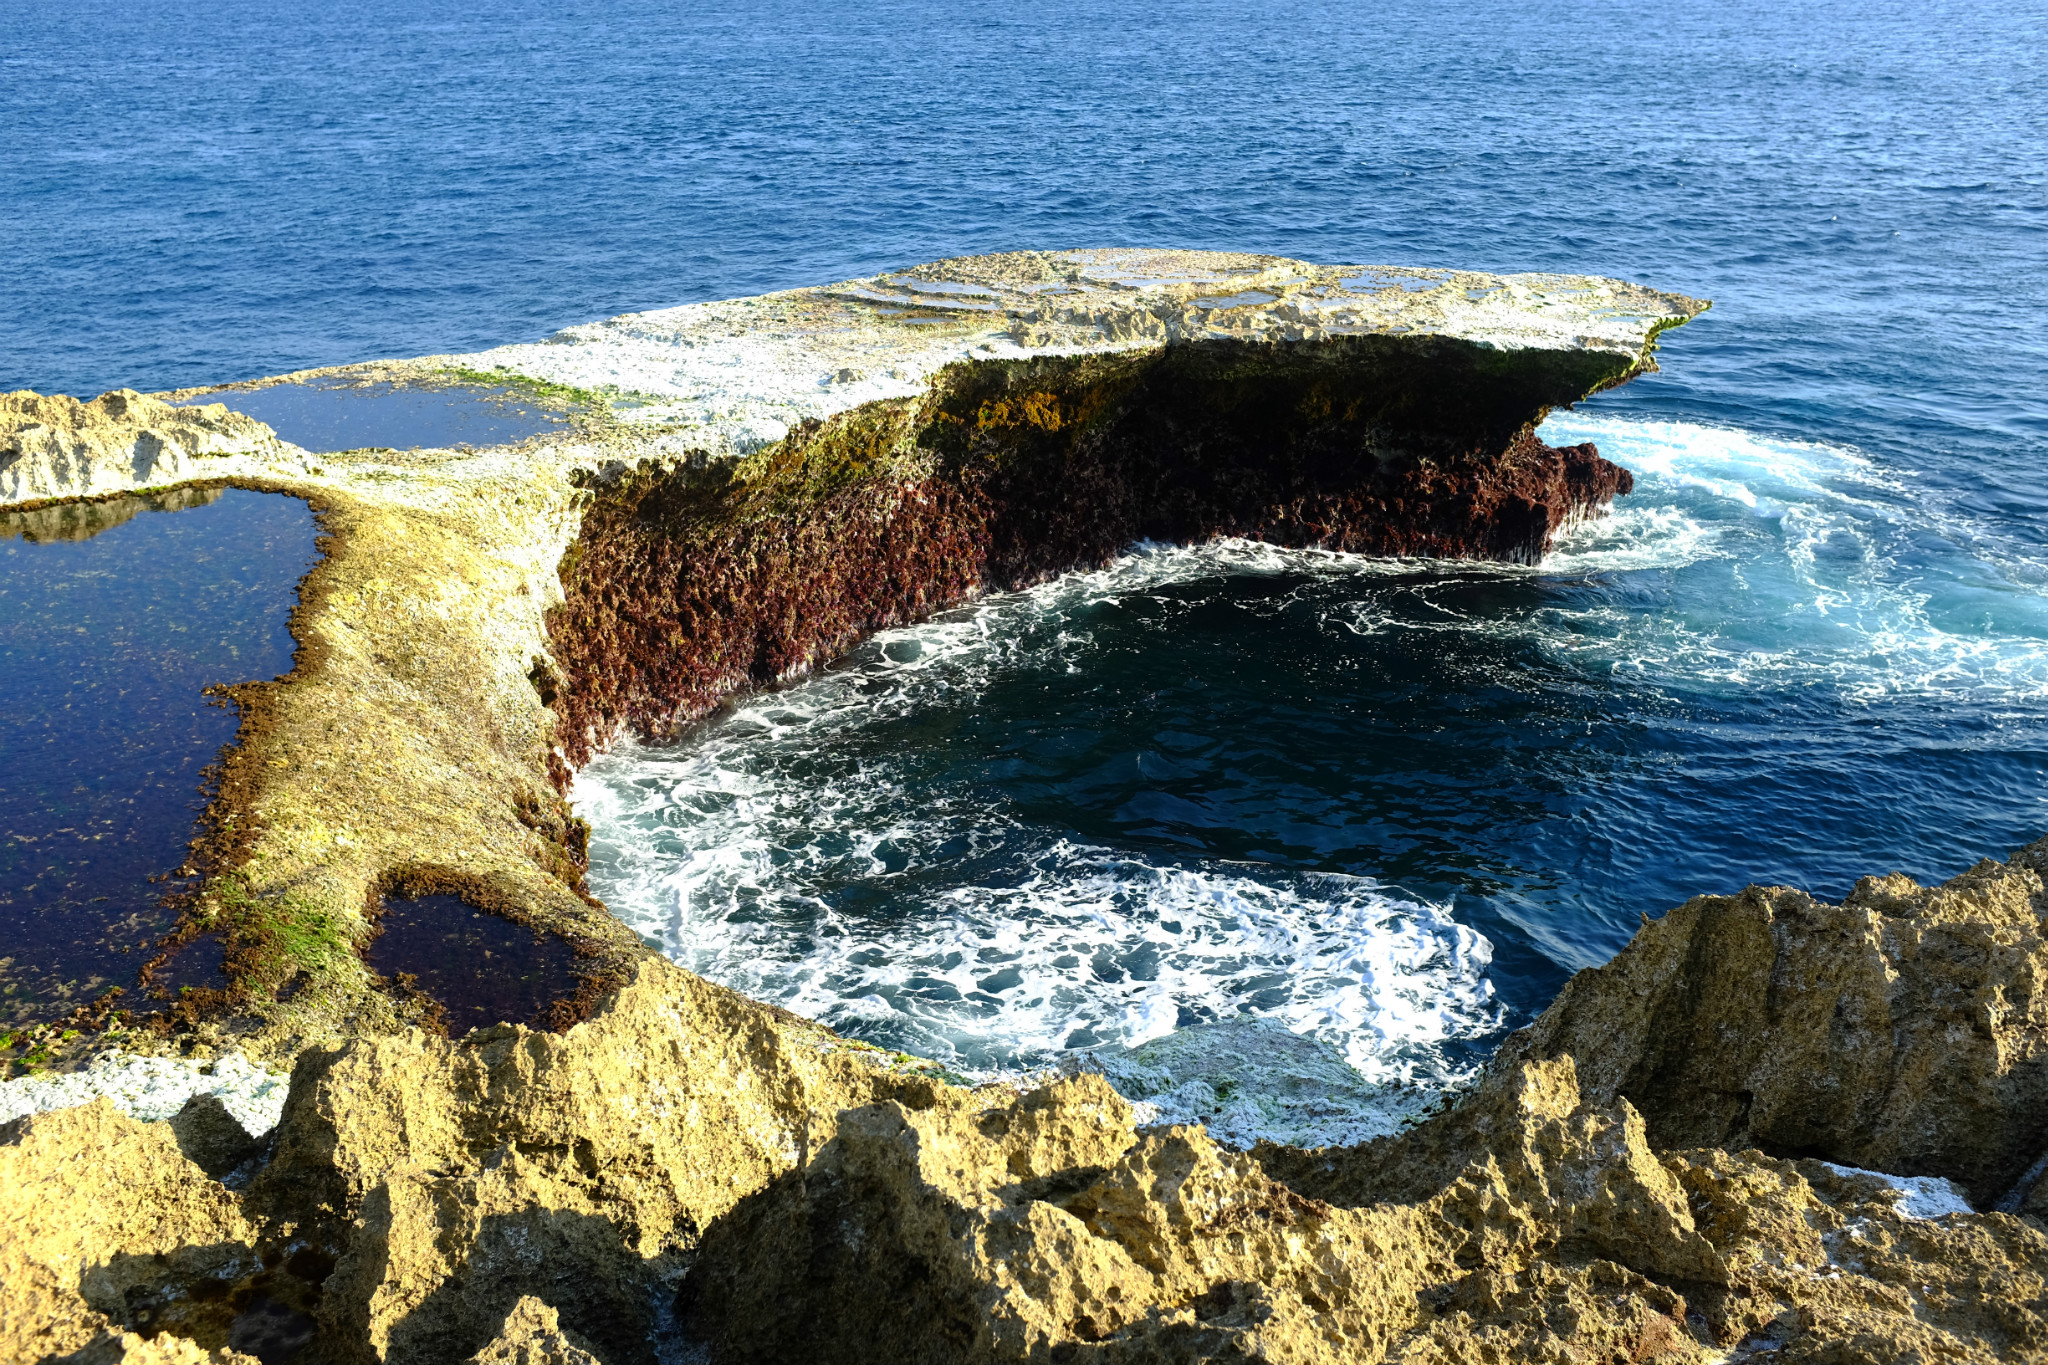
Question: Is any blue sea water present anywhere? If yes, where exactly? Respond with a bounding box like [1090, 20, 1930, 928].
[7, 0, 2047, 1111]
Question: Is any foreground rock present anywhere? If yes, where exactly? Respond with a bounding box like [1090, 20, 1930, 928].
[1496, 840, 2048, 1207]
[6, 840, 2048, 1363]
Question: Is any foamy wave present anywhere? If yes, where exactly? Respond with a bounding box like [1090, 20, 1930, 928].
[577, 412, 2048, 1145]
[576, 734, 1500, 1083]
[1529, 413, 2048, 702]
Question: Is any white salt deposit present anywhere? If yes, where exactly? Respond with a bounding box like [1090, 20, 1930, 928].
[1818, 1161, 1975, 1219]
[0, 1051, 289, 1138]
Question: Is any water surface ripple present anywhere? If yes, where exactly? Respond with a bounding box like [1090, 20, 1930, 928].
[8, 0, 2045, 1126]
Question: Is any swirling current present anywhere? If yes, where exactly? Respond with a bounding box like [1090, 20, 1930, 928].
[7, 0, 2045, 1137]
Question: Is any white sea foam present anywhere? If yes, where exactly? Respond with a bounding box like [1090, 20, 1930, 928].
[1535, 412, 2048, 703]
[576, 413, 2048, 1144]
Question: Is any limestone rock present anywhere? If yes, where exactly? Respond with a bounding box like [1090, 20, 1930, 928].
[244, 956, 922, 1364]
[0, 389, 291, 503]
[469, 1297, 604, 1365]
[0, 1100, 256, 1362]
[1496, 835, 2048, 1204]
[6, 888, 2048, 1364]
[168, 1094, 264, 1180]
[60, 1332, 261, 1364]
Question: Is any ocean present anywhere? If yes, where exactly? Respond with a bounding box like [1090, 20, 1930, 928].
[8, 0, 2045, 1134]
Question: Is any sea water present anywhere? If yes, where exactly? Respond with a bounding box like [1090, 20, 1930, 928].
[571, 411, 2048, 1138]
[7, 0, 2044, 1136]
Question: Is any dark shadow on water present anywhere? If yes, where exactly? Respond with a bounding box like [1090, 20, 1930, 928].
[180, 378, 565, 453]
[0, 488, 317, 1029]
[365, 893, 584, 1034]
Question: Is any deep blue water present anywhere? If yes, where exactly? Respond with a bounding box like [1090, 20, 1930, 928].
[8, 0, 2047, 1115]
[0, 491, 317, 1026]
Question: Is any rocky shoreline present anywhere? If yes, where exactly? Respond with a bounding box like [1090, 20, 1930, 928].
[7, 842, 2047, 1363]
[15, 249, 2042, 1361]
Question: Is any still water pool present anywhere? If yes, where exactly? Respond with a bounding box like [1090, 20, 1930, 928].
[0, 489, 317, 1026]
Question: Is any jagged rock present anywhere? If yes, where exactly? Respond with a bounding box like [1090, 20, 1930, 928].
[0, 389, 291, 503]
[1495, 834, 2048, 1205]
[168, 1094, 264, 1180]
[58, 1331, 260, 1364]
[0, 1100, 256, 1362]
[243, 957, 933, 1364]
[6, 883, 2048, 1363]
[469, 1297, 604, 1365]
[682, 1049, 2048, 1362]
[62, 1333, 261, 1365]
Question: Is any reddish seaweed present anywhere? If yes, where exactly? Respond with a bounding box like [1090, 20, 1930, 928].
[545, 336, 1637, 774]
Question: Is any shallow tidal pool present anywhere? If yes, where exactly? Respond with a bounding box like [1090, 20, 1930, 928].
[0, 488, 318, 1026]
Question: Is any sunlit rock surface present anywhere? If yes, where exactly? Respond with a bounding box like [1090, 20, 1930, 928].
[28, 253, 2048, 1362]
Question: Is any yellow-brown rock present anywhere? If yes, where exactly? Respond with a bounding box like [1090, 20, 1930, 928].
[1498, 835, 2048, 1205]
[0, 1100, 255, 1362]
[468, 1296, 603, 1365]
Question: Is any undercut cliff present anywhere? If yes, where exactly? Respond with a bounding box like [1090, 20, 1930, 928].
[547, 337, 1634, 768]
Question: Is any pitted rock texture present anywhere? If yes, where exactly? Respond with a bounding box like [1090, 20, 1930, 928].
[469, 1297, 604, 1365]
[681, 1052, 2048, 1364]
[0, 390, 294, 504]
[1495, 834, 2048, 1206]
[10, 839, 2048, 1365]
[0, 1100, 255, 1362]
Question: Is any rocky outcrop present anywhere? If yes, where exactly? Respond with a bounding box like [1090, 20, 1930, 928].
[468, 1297, 603, 1365]
[545, 347, 1635, 765]
[0, 251, 1700, 1058]
[0, 1100, 255, 1361]
[0, 390, 293, 505]
[1493, 835, 2048, 1207]
[8, 842, 2048, 1363]
[684, 1051, 2048, 1364]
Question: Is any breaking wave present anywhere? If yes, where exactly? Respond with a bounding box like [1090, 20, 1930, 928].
[575, 413, 2048, 1144]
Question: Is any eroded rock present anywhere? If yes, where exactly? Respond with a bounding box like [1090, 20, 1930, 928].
[168, 1095, 264, 1181]
[5, 870, 2048, 1364]
[0, 1100, 255, 1362]
[469, 1296, 604, 1365]
[1497, 835, 2048, 1204]
[0, 390, 292, 504]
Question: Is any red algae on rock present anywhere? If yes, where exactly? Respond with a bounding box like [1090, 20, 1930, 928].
[546, 337, 1640, 769]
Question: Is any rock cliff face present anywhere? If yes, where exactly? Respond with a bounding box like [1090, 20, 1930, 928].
[6, 841, 2048, 1364]
[545, 345, 1633, 767]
